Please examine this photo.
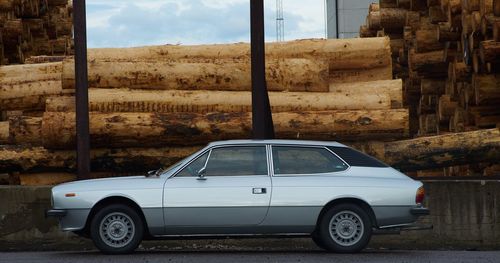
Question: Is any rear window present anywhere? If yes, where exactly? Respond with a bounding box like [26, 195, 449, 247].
[328, 147, 388, 168]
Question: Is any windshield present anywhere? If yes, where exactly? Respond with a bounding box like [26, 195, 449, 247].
[159, 146, 208, 176]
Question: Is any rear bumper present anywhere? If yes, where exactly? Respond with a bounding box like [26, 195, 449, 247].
[410, 207, 430, 216]
[45, 209, 67, 218]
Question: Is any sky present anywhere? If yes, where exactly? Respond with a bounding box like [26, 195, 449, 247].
[86, 0, 327, 48]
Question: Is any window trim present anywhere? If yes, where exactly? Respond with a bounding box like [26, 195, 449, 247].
[269, 145, 350, 177]
[170, 144, 270, 178]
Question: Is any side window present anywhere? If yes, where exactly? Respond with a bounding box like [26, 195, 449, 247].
[328, 146, 389, 168]
[272, 146, 348, 175]
[176, 151, 209, 177]
[205, 146, 268, 176]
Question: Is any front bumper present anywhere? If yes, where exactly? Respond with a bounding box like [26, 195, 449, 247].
[410, 207, 430, 216]
[45, 209, 67, 218]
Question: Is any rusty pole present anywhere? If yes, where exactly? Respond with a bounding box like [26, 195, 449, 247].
[250, 0, 275, 139]
[73, 0, 90, 179]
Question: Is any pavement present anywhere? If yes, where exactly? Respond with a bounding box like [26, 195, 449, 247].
[1, 250, 500, 263]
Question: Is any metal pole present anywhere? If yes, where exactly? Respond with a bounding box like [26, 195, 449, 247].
[73, 0, 90, 179]
[250, 0, 275, 139]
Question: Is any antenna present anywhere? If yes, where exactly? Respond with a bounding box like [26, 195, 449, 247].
[276, 0, 284, 42]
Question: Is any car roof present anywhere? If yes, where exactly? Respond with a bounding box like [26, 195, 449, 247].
[207, 139, 348, 148]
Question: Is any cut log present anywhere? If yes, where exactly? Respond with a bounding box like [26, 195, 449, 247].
[87, 38, 392, 71]
[0, 145, 201, 173]
[408, 49, 448, 77]
[421, 78, 446, 95]
[329, 79, 404, 109]
[380, 8, 407, 31]
[327, 66, 393, 84]
[438, 23, 461, 42]
[358, 128, 500, 171]
[472, 74, 500, 105]
[438, 95, 458, 122]
[62, 59, 330, 92]
[429, 6, 448, 23]
[45, 89, 393, 113]
[0, 77, 63, 111]
[479, 40, 500, 63]
[8, 116, 42, 146]
[0, 121, 8, 144]
[4, 128, 500, 173]
[415, 28, 444, 52]
[39, 110, 410, 149]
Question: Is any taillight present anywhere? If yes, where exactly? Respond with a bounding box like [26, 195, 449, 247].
[416, 186, 425, 204]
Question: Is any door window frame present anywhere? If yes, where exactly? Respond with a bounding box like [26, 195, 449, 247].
[269, 144, 350, 177]
[170, 144, 271, 178]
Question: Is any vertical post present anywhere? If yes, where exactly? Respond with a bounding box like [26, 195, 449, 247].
[250, 0, 275, 139]
[73, 0, 90, 179]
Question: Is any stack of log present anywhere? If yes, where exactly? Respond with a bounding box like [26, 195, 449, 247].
[360, 0, 500, 177]
[0, 0, 73, 65]
[1, 37, 415, 184]
[1, 37, 499, 185]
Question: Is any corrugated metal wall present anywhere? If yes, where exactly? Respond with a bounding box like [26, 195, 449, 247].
[326, 0, 373, 39]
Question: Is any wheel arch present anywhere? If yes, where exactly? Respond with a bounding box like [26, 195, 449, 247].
[315, 197, 378, 231]
[80, 196, 150, 238]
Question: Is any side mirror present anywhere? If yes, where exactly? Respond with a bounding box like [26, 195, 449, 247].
[147, 170, 157, 177]
[197, 167, 207, 180]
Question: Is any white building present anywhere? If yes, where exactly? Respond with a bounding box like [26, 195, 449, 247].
[326, 0, 374, 38]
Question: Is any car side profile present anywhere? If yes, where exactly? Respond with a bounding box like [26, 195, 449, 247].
[47, 140, 429, 254]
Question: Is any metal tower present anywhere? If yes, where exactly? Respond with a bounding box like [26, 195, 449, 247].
[276, 0, 284, 42]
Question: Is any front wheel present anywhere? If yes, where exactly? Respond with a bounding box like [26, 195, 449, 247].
[90, 204, 144, 254]
[317, 204, 372, 253]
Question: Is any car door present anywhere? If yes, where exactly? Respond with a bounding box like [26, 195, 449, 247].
[163, 145, 271, 232]
[264, 145, 350, 228]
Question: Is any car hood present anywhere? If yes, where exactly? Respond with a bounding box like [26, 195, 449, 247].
[52, 175, 165, 193]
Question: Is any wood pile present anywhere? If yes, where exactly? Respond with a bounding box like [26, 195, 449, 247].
[0, 0, 73, 65]
[360, 0, 500, 177]
[0, 37, 419, 185]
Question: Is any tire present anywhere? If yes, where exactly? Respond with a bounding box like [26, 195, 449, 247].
[90, 204, 144, 254]
[311, 232, 328, 250]
[317, 203, 372, 253]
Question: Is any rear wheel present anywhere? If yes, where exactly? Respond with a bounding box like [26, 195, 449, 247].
[317, 203, 372, 253]
[90, 204, 144, 254]
[311, 232, 328, 250]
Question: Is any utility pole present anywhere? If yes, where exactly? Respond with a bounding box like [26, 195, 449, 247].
[73, 0, 91, 180]
[250, 0, 275, 139]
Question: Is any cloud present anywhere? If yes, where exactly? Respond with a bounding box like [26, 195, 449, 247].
[86, 0, 325, 48]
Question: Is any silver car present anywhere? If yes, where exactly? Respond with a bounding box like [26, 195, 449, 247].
[47, 140, 429, 254]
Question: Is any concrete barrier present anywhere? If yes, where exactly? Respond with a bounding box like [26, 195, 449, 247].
[1, 181, 499, 251]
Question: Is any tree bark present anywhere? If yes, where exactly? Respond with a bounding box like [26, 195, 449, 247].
[87, 38, 392, 71]
[62, 58, 333, 92]
[358, 128, 500, 171]
[0, 145, 201, 173]
[8, 116, 42, 146]
[473, 74, 500, 105]
[45, 89, 393, 113]
[479, 40, 500, 63]
[408, 49, 448, 77]
[0, 121, 8, 144]
[329, 79, 404, 109]
[415, 28, 444, 52]
[38, 110, 410, 149]
[3, 129, 500, 173]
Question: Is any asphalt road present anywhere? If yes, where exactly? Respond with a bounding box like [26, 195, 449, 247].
[1, 250, 499, 263]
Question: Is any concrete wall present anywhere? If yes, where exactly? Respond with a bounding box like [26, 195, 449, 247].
[1, 181, 500, 251]
[326, 0, 373, 39]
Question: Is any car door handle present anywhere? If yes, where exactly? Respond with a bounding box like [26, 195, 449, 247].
[253, 188, 267, 194]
